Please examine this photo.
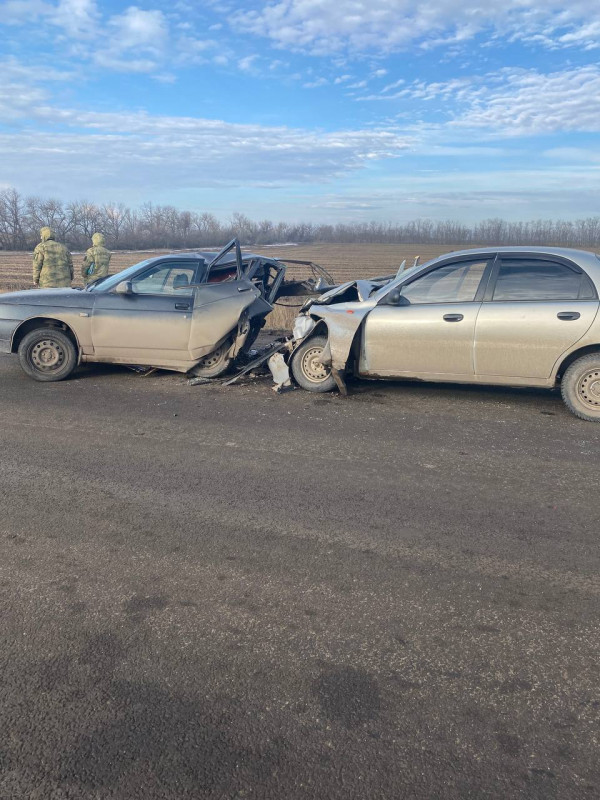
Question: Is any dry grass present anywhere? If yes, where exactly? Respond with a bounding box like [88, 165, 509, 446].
[0, 243, 469, 330]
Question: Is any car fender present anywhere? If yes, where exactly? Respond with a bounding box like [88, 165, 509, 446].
[9, 311, 88, 354]
[305, 304, 373, 372]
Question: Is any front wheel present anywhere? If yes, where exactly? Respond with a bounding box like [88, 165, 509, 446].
[188, 341, 232, 379]
[291, 335, 337, 392]
[561, 353, 600, 422]
[18, 327, 78, 382]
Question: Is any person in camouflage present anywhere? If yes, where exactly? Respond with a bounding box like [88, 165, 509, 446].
[33, 227, 73, 288]
[81, 232, 112, 285]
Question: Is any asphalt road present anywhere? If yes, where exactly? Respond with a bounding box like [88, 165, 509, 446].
[0, 353, 599, 799]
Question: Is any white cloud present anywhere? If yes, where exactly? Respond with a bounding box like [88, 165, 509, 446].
[303, 77, 328, 88]
[2, 1, 173, 72]
[90, 6, 168, 71]
[53, 0, 98, 37]
[107, 6, 167, 50]
[0, 56, 75, 83]
[382, 79, 405, 92]
[233, 0, 600, 54]
[1, 0, 51, 25]
[176, 36, 219, 65]
[452, 66, 600, 136]
[152, 72, 177, 84]
[0, 71, 413, 195]
[356, 66, 600, 137]
[238, 54, 259, 71]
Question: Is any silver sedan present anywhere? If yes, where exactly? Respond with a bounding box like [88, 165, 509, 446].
[0, 240, 285, 381]
[290, 247, 600, 422]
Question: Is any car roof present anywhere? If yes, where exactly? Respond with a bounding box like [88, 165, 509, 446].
[425, 246, 600, 276]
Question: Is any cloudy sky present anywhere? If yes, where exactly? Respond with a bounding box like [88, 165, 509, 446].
[1, 0, 599, 221]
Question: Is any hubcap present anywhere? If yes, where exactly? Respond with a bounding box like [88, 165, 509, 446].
[577, 369, 600, 408]
[31, 339, 65, 371]
[302, 346, 329, 383]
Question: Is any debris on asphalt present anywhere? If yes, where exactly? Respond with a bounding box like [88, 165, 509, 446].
[222, 339, 289, 386]
[127, 366, 155, 375]
[188, 376, 213, 386]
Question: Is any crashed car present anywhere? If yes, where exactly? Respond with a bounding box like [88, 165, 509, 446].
[0, 240, 309, 382]
[289, 247, 600, 422]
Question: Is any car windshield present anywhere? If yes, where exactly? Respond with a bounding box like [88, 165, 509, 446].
[86, 259, 155, 292]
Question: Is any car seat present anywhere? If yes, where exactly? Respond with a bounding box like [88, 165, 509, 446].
[173, 273, 190, 289]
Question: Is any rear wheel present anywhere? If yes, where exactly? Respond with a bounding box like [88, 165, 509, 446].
[188, 341, 232, 379]
[561, 353, 600, 422]
[18, 327, 78, 382]
[291, 335, 337, 392]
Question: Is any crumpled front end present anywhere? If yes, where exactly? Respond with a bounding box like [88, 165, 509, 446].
[298, 303, 372, 372]
[291, 278, 384, 371]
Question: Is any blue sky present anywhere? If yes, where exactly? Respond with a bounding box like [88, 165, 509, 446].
[1, 0, 599, 222]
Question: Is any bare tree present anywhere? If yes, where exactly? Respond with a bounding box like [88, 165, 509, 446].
[101, 203, 129, 246]
[0, 188, 27, 249]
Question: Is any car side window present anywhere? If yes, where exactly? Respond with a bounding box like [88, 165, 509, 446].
[400, 260, 488, 304]
[132, 263, 195, 295]
[492, 259, 594, 301]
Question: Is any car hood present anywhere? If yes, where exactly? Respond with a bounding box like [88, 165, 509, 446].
[313, 279, 382, 305]
[0, 288, 87, 307]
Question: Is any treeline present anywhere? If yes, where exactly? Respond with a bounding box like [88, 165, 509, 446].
[2, 187, 600, 250]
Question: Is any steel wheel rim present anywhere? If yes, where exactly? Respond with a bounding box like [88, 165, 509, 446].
[302, 346, 329, 383]
[197, 342, 228, 369]
[30, 339, 66, 372]
[577, 368, 600, 409]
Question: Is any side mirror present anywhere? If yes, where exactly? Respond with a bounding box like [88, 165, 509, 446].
[115, 280, 134, 295]
[385, 290, 410, 306]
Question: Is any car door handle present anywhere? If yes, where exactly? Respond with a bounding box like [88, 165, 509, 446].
[443, 313, 464, 322]
[557, 312, 580, 321]
[237, 285, 252, 292]
[175, 302, 190, 310]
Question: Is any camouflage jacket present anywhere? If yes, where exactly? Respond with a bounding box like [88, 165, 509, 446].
[33, 240, 74, 288]
[82, 245, 112, 284]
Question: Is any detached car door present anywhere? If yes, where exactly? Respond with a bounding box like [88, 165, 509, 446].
[91, 261, 198, 364]
[474, 256, 599, 379]
[360, 257, 492, 378]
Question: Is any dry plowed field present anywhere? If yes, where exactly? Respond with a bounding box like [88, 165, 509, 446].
[0, 243, 470, 329]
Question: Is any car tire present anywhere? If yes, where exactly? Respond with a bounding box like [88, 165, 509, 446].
[188, 341, 232, 379]
[561, 353, 600, 422]
[18, 327, 78, 382]
[291, 335, 337, 393]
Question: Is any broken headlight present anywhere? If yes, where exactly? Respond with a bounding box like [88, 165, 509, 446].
[293, 315, 316, 341]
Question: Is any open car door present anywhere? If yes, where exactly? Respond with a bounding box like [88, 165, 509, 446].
[188, 240, 268, 361]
